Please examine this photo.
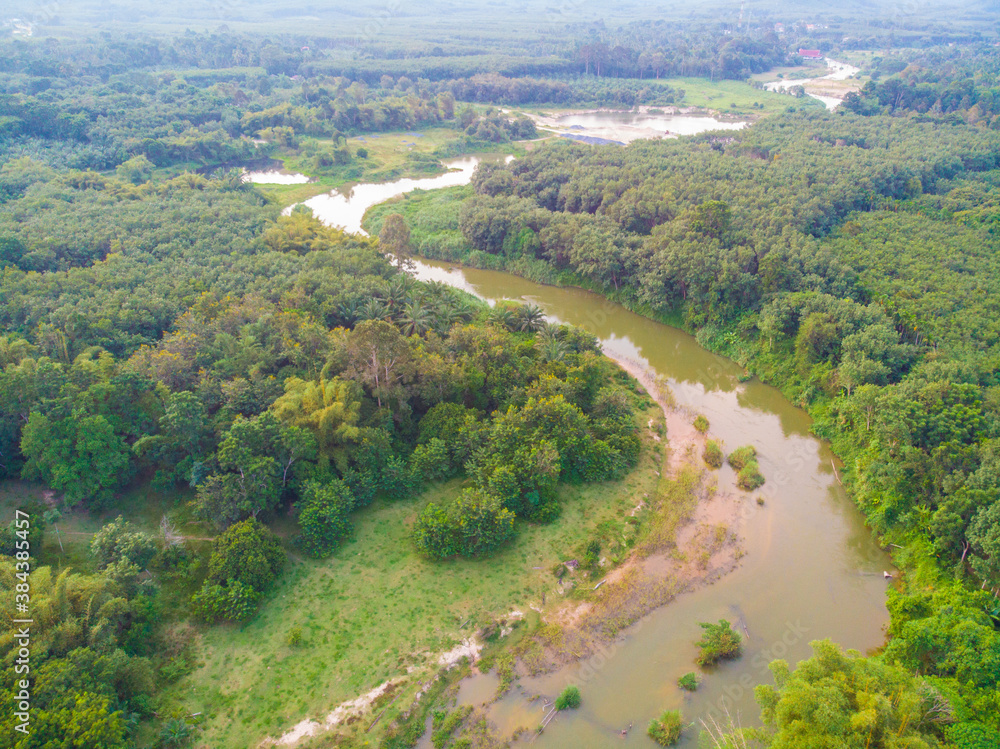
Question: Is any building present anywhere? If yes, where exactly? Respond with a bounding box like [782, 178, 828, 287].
[798, 49, 822, 59]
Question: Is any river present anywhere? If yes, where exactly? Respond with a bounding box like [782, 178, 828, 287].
[287, 155, 512, 235]
[529, 111, 749, 145]
[764, 58, 861, 110]
[405, 260, 893, 747]
[299, 147, 892, 748]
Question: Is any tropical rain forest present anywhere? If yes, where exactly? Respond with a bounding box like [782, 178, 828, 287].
[0, 0, 999, 747]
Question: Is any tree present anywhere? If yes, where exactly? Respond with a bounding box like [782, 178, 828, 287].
[206, 518, 285, 593]
[28, 690, 129, 749]
[115, 155, 153, 185]
[345, 320, 410, 409]
[91, 516, 157, 570]
[296, 479, 354, 557]
[413, 490, 516, 559]
[968, 501, 1000, 585]
[21, 410, 130, 505]
[689, 200, 732, 240]
[379, 213, 412, 270]
[194, 413, 287, 526]
[747, 640, 947, 749]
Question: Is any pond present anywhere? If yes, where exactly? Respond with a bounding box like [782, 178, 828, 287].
[531, 110, 749, 145]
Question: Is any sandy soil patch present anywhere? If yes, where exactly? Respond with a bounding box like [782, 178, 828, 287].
[262, 678, 404, 746]
[535, 354, 751, 662]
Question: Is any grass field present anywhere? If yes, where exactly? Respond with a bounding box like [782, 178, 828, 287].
[162, 409, 663, 748]
[3, 403, 664, 748]
[662, 76, 826, 115]
[254, 128, 519, 209]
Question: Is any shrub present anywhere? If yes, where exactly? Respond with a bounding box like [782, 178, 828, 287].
[381, 454, 422, 499]
[703, 440, 723, 469]
[737, 461, 765, 491]
[727, 445, 757, 470]
[555, 686, 581, 710]
[207, 518, 285, 593]
[677, 672, 698, 691]
[286, 625, 303, 647]
[582, 539, 601, 570]
[191, 580, 261, 623]
[648, 710, 683, 746]
[693, 415, 709, 433]
[91, 516, 157, 570]
[695, 619, 742, 666]
[410, 437, 454, 481]
[297, 479, 354, 557]
[413, 490, 516, 559]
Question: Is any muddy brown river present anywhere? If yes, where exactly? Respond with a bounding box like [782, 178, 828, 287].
[299, 155, 894, 746]
[406, 260, 893, 747]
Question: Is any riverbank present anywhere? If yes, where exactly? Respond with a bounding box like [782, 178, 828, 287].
[398, 256, 891, 746]
[526, 357, 752, 669]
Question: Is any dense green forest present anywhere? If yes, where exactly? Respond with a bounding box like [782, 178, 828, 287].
[369, 110, 1000, 745]
[3, 7, 1000, 749]
[0, 151, 646, 742]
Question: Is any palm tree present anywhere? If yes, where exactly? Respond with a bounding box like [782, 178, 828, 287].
[536, 324, 569, 362]
[487, 304, 517, 331]
[399, 302, 434, 336]
[430, 302, 462, 336]
[517, 303, 546, 332]
[385, 275, 415, 311]
[336, 300, 360, 326]
[357, 299, 391, 322]
[452, 297, 480, 323]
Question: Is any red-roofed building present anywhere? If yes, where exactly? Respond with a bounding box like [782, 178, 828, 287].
[798, 49, 822, 59]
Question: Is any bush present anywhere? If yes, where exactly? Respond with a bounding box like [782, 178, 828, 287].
[191, 580, 261, 623]
[286, 625, 303, 647]
[381, 454, 422, 499]
[91, 516, 157, 570]
[582, 539, 601, 571]
[555, 686, 581, 710]
[702, 440, 723, 469]
[727, 445, 757, 470]
[695, 619, 742, 666]
[297, 479, 354, 557]
[737, 461, 765, 491]
[413, 490, 517, 559]
[648, 710, 683, 746]
[693, 415, 709, 433]
[677, 672, 698, 691]
[410, 438, 454, 481]
[207, 519, 285, 593]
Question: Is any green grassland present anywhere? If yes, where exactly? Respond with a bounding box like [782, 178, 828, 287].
[5, 404, 665, 748]
[254, 128, 519, 208]
[664, 76, 825, 115]
[167, 416, 664, 748]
